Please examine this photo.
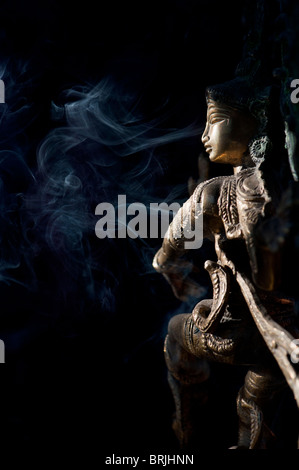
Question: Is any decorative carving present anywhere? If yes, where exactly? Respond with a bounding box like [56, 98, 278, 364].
[153, 75, 299, 449]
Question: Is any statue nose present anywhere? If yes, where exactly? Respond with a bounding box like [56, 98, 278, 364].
[201, 124, 209, 143]
[201, 132, 209, 144]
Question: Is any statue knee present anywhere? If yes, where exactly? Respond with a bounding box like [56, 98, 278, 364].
[164, 314, 210, 384]
[167, 313, 187, 343]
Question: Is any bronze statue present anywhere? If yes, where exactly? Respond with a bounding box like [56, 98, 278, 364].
[153, 76, 299, 449]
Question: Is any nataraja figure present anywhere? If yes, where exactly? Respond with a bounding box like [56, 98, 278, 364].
[153, 76, 299, 449]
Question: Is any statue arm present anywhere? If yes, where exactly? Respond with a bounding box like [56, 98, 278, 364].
[153, 180, 219, 300]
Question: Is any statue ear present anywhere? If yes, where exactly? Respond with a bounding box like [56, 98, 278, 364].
[248, 135, 272, 165]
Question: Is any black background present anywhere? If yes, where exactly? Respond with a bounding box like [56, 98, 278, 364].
[0, 0, 296, 459]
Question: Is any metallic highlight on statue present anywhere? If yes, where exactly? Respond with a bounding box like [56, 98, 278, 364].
[153, 76, 299, 449]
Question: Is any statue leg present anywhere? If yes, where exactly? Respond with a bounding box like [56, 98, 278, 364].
[236, 367, 286, 449]
[164, 313, 210, 448]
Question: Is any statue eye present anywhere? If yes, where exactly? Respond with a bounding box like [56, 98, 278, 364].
[209, 117, 225, 125]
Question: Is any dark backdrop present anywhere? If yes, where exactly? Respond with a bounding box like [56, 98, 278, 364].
[1, 0, 295, 458]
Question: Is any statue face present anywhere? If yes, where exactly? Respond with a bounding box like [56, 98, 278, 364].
[201, 100, 256, 166]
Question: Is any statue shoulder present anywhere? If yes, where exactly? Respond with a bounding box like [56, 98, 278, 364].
[192, 175, 229, 217]
[236, 167, 268, 201]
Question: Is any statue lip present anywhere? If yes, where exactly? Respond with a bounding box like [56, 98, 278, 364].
[204, 145, 212, 153]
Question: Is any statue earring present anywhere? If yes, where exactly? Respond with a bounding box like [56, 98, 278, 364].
[248, 135, 272, 165]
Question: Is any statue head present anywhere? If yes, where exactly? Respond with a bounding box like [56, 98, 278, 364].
[202, 77, 272, 168]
